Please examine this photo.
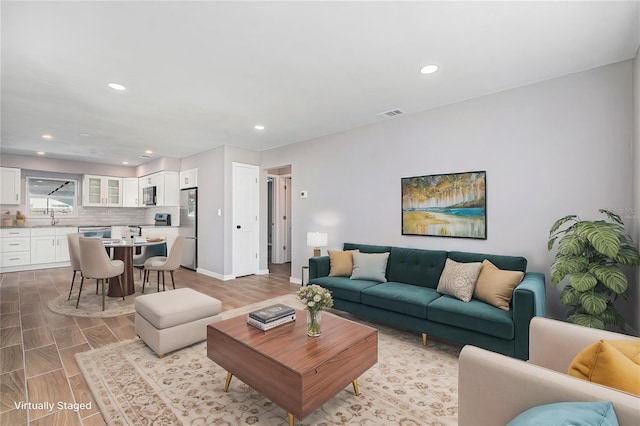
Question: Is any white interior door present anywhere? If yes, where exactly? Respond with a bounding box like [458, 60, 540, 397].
[232, 162, 259, 277]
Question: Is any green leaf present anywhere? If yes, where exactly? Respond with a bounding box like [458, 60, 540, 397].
[567, 313, 605, 329]
[559, 286, 580, 305]
[547, 236, 557, 251]
[577, 222, 620, 259]
[549, 215, 577, 235]
[550, 256, 589, 285]
[557, 234, 586, 256]
[589, 264, 628, 294]
[569, 272, 597, 291]
[600, 305, 625, 329]
[615, 243, 640, 265]
[579, 292, 608, 315]
[599, 209, 623, 225]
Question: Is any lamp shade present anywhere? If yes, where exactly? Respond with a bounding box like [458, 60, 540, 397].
[307, 232, 328, 248]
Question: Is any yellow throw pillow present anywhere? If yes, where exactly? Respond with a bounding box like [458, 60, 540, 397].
[328, 249, 359, 277]
[473, 259, 524, 311]
[568, 339, 640, 396]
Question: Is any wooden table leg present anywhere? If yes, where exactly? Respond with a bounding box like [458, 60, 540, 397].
[109, 246, 135, 297]
[224, 372, 233, 392]
[287, 413, 294, 426]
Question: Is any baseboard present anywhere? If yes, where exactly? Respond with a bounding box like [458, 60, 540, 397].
[257, 269, 269, 275]
[290, 276, 302, 285]
[196, 268, 235, 281]
[0, 261, 70, 274]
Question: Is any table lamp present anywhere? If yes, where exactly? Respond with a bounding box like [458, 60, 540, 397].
[307, 232, 328, 257]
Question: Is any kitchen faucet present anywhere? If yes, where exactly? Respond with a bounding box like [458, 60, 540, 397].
[50, 210, 58, 225]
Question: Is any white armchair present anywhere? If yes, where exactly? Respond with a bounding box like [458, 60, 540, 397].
[458, 317, 640, 426]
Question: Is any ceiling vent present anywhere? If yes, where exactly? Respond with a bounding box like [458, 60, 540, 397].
[376, 108, 405, 118]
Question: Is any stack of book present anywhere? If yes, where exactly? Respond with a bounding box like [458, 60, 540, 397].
[247, 304, 296, 331]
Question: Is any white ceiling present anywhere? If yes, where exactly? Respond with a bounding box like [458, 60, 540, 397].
[2, 1, 639, 166]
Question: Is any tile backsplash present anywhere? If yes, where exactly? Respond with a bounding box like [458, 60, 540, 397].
[0, 205, 180, 227]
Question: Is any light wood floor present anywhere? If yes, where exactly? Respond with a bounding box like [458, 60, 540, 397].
[0, 263, 297, 426]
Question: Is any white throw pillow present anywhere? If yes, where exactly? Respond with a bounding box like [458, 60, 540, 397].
[436, 258, 482, 302]
[351, 252, 390, 282]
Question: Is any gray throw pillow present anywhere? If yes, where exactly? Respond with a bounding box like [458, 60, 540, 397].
[436, 258, 482, 302]
[351, 252, 390, 282]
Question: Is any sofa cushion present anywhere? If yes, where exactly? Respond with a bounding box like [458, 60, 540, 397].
[328, 249, 359, 277]
[343, 242, 392, 253]
[308, 276, 379, 303]
[448, 251, 527, 272]
[568, 339, 640, 396]
[507, 401, 618, 426]
[361, 282, 441, 319]
[351, 252, 390, 282]
[473, 259, 524, 311]
[436, 258, 482, 302]
[386, 247, 447, 289]
[426, 295, 514, 339]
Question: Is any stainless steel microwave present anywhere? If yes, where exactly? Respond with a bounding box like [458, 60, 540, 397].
[143, 186, 157, 205]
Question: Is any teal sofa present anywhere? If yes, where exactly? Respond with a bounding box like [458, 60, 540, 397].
[308, 243, 546, 360]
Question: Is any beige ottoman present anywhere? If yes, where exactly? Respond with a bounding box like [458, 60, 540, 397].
[135, 288, 222, 357]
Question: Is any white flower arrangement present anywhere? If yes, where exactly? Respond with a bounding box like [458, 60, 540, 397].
[298, 284, 333, 313]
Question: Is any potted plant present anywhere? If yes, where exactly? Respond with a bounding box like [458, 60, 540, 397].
[548, 209, 640, 330]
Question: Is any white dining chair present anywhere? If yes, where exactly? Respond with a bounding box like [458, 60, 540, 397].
[142, 235, 185, 293]
[78, 237, 126, 310]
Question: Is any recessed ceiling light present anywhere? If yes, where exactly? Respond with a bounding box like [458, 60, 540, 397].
[145, 150, 153, 155]
[420, 64, 439, 74]
[36, 151, 45, 155]
[79, 133, 91, 137]
[140, 155, 150, 159]
[108, 82, 126, 91]
[254, 125, 265, 130]
[122, 161, 129, 165]
[42, 134, 53, 140]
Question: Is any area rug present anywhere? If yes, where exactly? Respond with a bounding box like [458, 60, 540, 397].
[47, 276, 165, 318]
[76, 294, 461, 425]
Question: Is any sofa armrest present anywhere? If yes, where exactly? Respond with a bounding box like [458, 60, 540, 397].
[308, 256, 330, 280]
[529, 316, 640, 373]
[511, 272, 546, 359]
[459, 345, 640, 426]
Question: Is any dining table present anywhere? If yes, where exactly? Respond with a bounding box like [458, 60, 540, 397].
[102, 238, 167, 297]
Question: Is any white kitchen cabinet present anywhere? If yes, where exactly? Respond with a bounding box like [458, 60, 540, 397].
[179, 168, 197, 189]
[122, 177, 139, 207]
[139, 171, 179, 206]
[30, 226, 77, 264]
[0, 228, 30, 268]
[0, 167, 21, 205]
[83, 175, 122, 207]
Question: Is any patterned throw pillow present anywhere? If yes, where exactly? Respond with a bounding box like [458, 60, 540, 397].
[436, 258, 482, 302]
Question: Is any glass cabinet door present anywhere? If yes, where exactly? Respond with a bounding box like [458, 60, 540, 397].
[88, 177, 102, 204]
[106, 178, 121, 205]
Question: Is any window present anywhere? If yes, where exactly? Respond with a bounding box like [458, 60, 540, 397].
[26, 177, 78, 218]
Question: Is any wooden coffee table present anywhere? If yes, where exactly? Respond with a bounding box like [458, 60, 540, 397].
[207, 308, 378, 425]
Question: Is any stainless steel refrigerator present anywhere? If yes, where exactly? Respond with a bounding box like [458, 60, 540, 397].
[179, 188, 197, 270]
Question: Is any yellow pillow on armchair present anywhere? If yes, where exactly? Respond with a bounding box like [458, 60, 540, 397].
[567, 339, 640, 396]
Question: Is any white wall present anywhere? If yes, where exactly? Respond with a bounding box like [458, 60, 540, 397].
[181, 144, 259, 278]
[261, 61, 634, 322]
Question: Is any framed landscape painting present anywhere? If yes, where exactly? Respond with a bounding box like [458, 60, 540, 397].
[401, 171, 486, 239]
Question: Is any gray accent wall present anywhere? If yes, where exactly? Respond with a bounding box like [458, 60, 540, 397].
[260, 60, 635, 323]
